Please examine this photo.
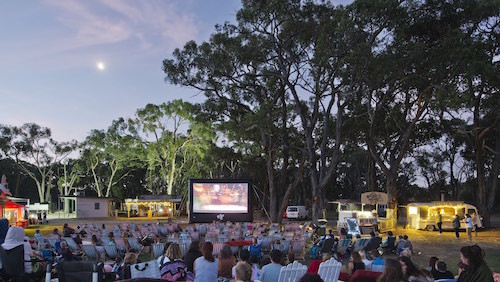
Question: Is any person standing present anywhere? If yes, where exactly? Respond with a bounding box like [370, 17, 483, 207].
[453, 215, 460, 239]
[472, 213, 481, 237]
[465, 214, 473, 242]
[437, 211, 443, 235]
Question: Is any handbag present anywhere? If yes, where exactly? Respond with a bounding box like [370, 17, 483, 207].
[130, 260, 161, 279]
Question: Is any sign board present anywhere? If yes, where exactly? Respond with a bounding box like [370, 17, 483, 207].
[27, 203, 49, 211]
[361, 192, 388, 205]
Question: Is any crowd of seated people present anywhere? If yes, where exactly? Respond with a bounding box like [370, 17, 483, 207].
[0, 219, 498, 282]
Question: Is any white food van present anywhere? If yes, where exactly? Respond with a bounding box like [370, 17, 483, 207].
[406, 201, 482, 230]
[330, 192, 396, 234]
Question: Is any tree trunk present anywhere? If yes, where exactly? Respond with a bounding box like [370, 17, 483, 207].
[367, 156, 377, 191]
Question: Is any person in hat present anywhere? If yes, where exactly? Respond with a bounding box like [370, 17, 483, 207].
[1, 226, 33, 274]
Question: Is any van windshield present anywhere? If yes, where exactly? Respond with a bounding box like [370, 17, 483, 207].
[288, 207, 298, 212]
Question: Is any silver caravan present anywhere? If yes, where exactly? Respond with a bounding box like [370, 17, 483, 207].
[407, 201, 482, 230]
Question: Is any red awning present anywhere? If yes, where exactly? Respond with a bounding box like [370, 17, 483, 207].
[5, 201, 24, 209]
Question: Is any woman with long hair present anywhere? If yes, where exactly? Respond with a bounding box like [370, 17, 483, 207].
[193, 242, 218, 282]
[399, 256, 428, 282]
[218, 244, 236, 282]
[376, 258, 407, 282]
[184, 241, 202, 272]
[457, 245, 493, 282]
[348, 251, 365, 275]
[160, 243, 189, 282]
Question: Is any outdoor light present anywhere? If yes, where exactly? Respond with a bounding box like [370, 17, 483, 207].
[158, 208, 164, 213]
[409, 206, 417, 215]
[168, 208, 172, 212]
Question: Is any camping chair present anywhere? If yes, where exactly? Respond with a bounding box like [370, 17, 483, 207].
[56, 261, 103, 282]
[278, 261, 307, 282]
[104, 245, 120, 260]
[381, 236, 396, 256]
[81, 244, 100, 261]
[320, 238, 335, 255]
[0, 245, 30, 281]
[317, 257, 342, 282]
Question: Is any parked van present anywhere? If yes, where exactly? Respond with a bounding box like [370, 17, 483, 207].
[285, 206, 308, 219]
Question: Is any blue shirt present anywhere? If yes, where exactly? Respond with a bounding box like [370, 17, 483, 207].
[193, 256, 218, 282]
[260, 263, 282, 282]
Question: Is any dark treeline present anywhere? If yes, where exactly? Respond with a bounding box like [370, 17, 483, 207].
[1, 0, 499, 225]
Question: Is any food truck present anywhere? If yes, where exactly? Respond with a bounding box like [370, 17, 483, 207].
[330, 192, 396, 234]
[407, 201, 482, 230]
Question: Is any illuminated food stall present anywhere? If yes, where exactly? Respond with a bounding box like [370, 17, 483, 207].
[407, 201, 482, 230]
[124, 195, 182, 218]
[5, 201, 28, 228]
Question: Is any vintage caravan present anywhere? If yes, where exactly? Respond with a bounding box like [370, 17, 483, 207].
[407, 201, 482, 230]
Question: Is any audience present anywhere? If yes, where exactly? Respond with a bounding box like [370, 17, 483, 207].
[193, 242, 218, 282]
[260, 249, 283, 282]
[0, 226, 33, 275]
[218, 244, 236, 282]
[234, 261, 253, 282]
[399, 256, 428, 282]
[299, 273, 324, 282]
[159, 243, 189, 281]
[249, 237, 262, 259]
[364, 231, 382, 255]
[432, 260, 454, 280]
[376, 258, 407, 282]
[183, 241, 202, 272]
[0, 219, 9, 245]
[348, 251, 365, 275]
[17, 221, 500, 282]
[456, 245, 493, 282]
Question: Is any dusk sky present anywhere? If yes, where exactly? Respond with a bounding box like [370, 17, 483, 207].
[1, 0, 350, 143]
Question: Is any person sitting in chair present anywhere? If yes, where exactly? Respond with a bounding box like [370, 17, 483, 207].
[0, 226, 34, 279]
[381, 231, 396, 254]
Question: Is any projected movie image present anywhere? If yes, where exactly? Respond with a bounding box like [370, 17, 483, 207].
[192, 182, 248, 213]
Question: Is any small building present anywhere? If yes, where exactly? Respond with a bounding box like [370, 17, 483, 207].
[124, 195, 182, 218]
[59, 196, 114, 218]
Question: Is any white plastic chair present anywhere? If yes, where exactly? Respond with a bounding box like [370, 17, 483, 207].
[278, 261, 307, 282]
[318, 257, 342, 281]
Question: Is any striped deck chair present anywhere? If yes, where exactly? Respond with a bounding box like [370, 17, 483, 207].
[63, 237, 81, 252]
[352, 238, 370, 253]
[290, 239, 306, 260]
[334, 238, 352, 261]
[212, 242, 223, 256]
[178, 238, 192, 256]
[151, 243, 164, 260]
[114, 238, 128, 253]
[104, 245, 120, 260]
[260, 237, 273, 253]
[127, 237, 144, 253]
[81, 244, 99, 261]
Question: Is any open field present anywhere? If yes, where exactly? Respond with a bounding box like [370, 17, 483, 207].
[24, 215, 500, 276]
